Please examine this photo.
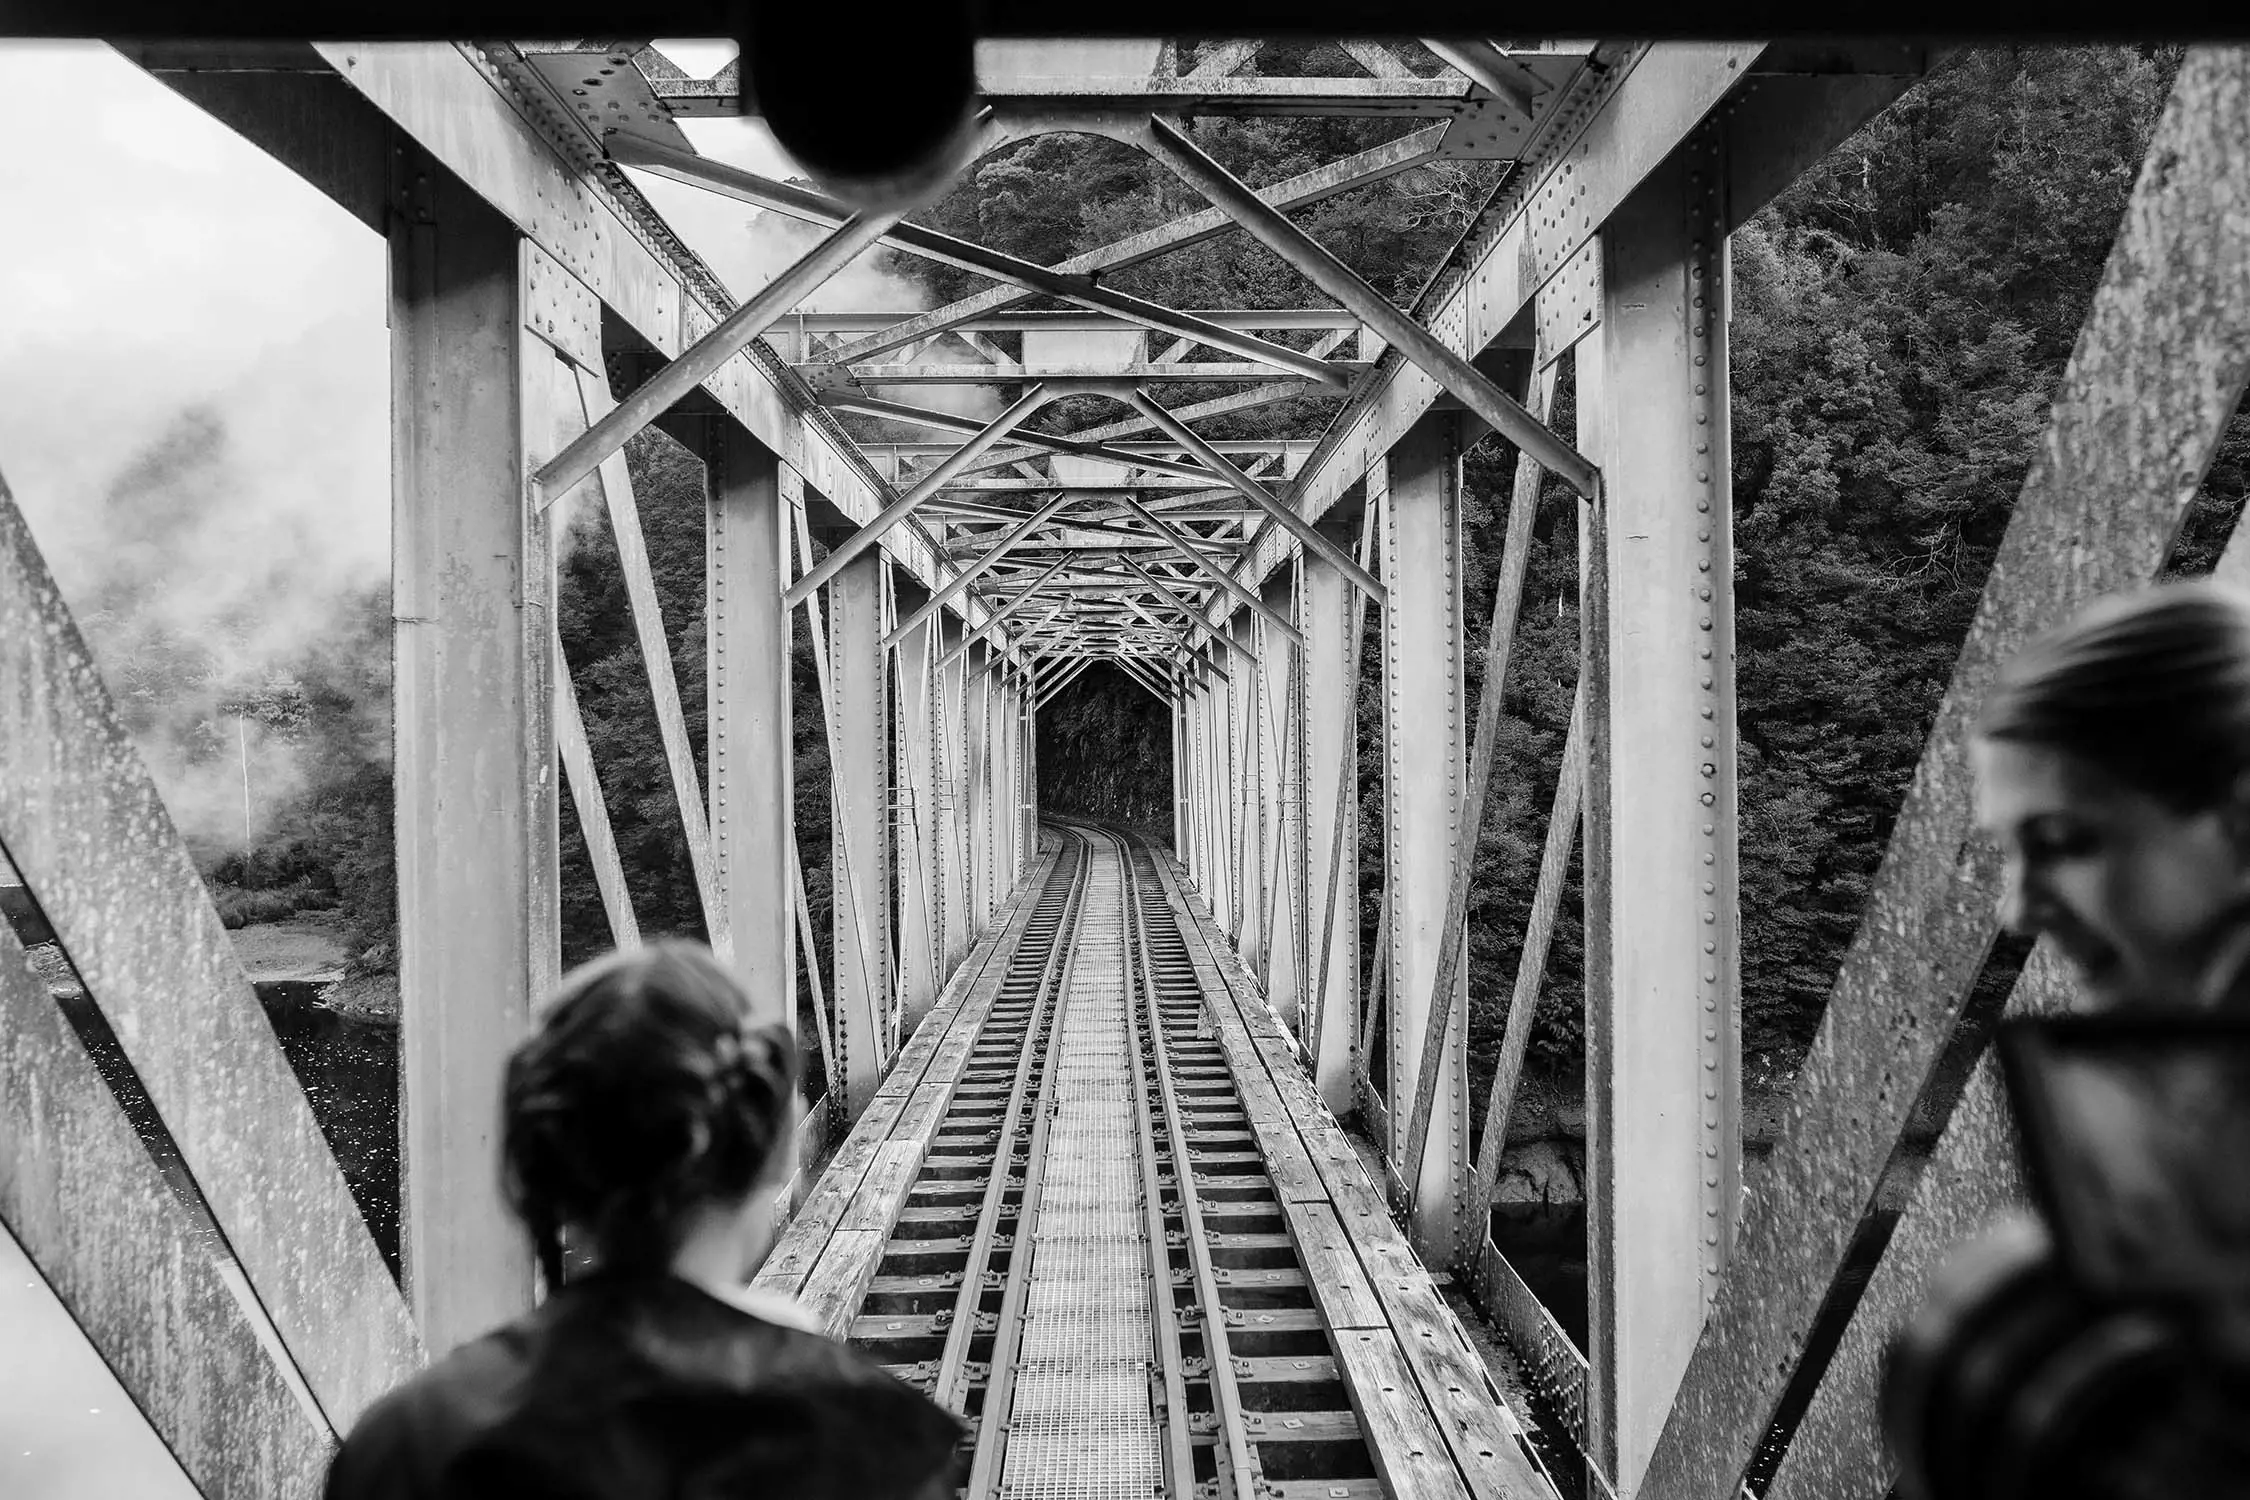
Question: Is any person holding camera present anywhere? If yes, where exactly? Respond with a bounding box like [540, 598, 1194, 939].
[323, 940, 964, 1500]
[1884, 580, 2250, 1500]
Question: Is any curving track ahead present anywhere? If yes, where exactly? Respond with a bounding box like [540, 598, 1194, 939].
[758, 824, 1560, 1500]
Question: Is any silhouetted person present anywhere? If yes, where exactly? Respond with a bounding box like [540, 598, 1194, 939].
[324, 940, 962, 1500]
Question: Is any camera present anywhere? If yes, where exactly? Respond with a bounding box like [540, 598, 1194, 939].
[1881, 1014, 2250, 1500]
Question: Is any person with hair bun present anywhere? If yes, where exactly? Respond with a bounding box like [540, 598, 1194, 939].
[324, 940, 963, 1500]
[1973, 577, 2250, 1013]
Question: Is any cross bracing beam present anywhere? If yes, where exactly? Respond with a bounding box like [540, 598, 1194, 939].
[862, 436, 1317, 464]
[825, 127, 1445, 365]
[928, 477, 1245, 492]
[783, 384, 1052, 609]
[827, 394, 1231, 485]
[1127, 389, 1383, 601]
[938, 559, 1074, 672]
[785, 309, 1364, 335]
[177, 43, 1011, 638]
[608, 134, 1352, 387]
[1121, 495, 1303, 650]
[1136, 115, 1598, 497]
[886, 491, 1080, 652]
[1196, 42, 1924, 625]
[802, 361, 1367, 386]
[534, 209, 898, 503]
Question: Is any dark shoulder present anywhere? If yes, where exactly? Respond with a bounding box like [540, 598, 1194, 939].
[323, 1324, 535, 1500]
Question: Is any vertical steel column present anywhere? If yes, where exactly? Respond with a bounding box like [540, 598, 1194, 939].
[390, 167, 564, 1350]
[1379, 416, 1469, 1258]
[1184, 674, 1210, 899]
[1004, 669, 1021, 889]
[1580, 136, 1741, 1497]
[1204, 658, 1227, 918]
[1020, 667, 1037, 872]
[938, 613, 971, 969]
[1214, 635, 1240, 936]
[709, 428, 796, 1051]
[1230, 612, 1262, 966]
[895, 585, 942, 1032]
[828, 551, 891, 1116]
[1258, 571, 1299, 1027]
[967, 646, 992, 930]
[1179, 679, 1197, 854]
[1302, 539, 1358, 1112]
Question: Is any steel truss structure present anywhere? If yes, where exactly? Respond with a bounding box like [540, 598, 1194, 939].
[4, 29, 2249, 1500]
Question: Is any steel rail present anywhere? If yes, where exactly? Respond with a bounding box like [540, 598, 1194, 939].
[932, 836, 1092, 1411]
[1121, 837, 1262, 1500]
[960, 828, 1094, 1498]
[1109, 827, 1200, 1497]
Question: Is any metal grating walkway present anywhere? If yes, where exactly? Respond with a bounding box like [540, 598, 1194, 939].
[1000, 855, 1162, 1500]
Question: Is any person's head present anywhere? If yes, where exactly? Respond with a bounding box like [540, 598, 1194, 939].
[501, 940, 799, 1289]
[1973, 580, 2250, 1010]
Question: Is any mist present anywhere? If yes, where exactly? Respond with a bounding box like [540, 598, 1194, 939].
[0, 43, 391, 856]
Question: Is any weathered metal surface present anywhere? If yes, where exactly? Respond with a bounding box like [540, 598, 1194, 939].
[1581, 132, 1743, 1494]
[829, 552, 894, 1118]
[0, 475, 423, 1425]
[1306, 503, 1379, 1112]
[1759, 942, 2070, 1500]
[390, 176, 561, 1352]
[1573, 345, 1617, 1483]
[0, 926, 338, 1496]
[1380, 418, 1470, 1257]
[1401, 357, 1557, 1224]
[1480, 1237, 1591, 1461]
[888, 493, 1078, 650]
[707, 425, 795, 1039]
[1124, 496, 1306, 650]
[1640, 47, 2250, 1500]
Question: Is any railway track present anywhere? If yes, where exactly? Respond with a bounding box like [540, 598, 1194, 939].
[848, 825, 1385, 1498]
[777, 823, 1555, 1500]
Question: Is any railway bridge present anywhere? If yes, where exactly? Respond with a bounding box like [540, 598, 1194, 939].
[3, 30, 2248, 1500]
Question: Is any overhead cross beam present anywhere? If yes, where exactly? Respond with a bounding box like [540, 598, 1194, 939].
[1122, 495, 1303, 650]
[533, 209, 898, 504]
[1135, 114, 1600, 498]
[783, 384, 1053, 609]
[826, 126, 1444, 364]
[1127, 389, 1384, 601]
[609, 134, 1351, 387]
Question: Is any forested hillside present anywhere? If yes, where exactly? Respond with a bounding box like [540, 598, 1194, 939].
[123, 44, 2243, 1131]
